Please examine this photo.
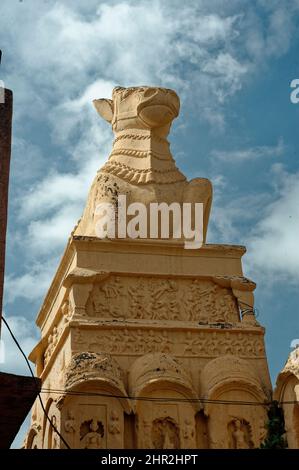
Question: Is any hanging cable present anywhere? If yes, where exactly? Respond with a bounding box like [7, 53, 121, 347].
[38, 386, 298, 406]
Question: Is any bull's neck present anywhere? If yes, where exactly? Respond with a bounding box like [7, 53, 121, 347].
[110, 129, 173, 163]
[102, 128, 186, 185]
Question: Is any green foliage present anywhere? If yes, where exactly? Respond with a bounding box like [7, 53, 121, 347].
[260, 401, 288, 449]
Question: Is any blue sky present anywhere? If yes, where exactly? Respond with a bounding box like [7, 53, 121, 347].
[1, 0, 299, 447]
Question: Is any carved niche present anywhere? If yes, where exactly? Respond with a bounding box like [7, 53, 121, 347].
[60, 398, 125, 449]
[152, 417, 180, 449]
[85, 275, 240, 323]
[61, 400, 112, 449]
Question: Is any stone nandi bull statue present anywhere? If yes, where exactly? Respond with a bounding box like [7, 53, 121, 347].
[74, 86, 212, 243]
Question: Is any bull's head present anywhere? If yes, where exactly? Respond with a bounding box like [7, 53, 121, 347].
[93, 86, 180, 137]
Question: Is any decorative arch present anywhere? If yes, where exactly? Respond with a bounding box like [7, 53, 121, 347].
[129, 353, 198, 406]
[128, 353, 198, 449]
[275, 370, 299, 403]
[201, 355, 267, 410]
[53, 352, 131, 448]
[200, 355, 268, 448]
[64, 352, 131, 413]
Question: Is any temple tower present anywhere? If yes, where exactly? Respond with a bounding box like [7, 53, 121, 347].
[25, 86, 272, 449]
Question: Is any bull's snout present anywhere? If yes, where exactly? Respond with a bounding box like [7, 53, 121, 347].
[137, 88, 180, 128]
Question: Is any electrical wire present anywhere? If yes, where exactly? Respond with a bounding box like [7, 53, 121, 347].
[40, 387, 269, 406]
[38, 387, 298, 407]
[1, 316, 71, 449]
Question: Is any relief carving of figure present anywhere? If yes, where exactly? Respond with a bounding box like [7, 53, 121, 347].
[108, 410, 121, 435]
[208, 332, 221, 355]
[228, 418, 253, 449]
[216, 290, 239, 323]
[87, 277, 124, 319]
[128, 281, 148, 319]
[182, 418, 195, 446]
[150, 280, 179, 321]
[44, 326, 59, 364]
[121, 328, 136, 353]
[52, 326, 59, 347]
[133, 329, 145, 354]
[259, 418, 267, 444]
[184, 332, 200, 355]
[141, 419, 153, 448]
[61, 299, 72, 323]
[186, 281, 217, 322]
[147, 330, 163, 352]
[160, 331, 174, 353]
[80, 419, 104, 449]
[64, 409, 76, 434]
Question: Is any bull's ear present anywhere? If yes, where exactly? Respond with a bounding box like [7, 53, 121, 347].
[93, 99, 114, 123]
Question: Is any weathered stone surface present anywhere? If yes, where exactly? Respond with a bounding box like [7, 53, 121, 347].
[25, 86, 272, 449]
[74, 86, 213, 242]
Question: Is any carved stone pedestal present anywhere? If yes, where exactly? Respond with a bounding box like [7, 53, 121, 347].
[25, 237, 271, 449]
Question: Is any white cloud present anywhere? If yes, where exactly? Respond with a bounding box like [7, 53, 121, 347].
[5, 261, 58, 304]
[19, 172, 87, 219]
[208, 164, 299, 284]
[212, 138, 285, 162]
[246, 165, 299, 282]
[0, 315, 38, 375]
[202, 53, 248, 102]
[10, 138, 46, 186]
[26, 203, 81, 254]
[265, 6, 295, 57]
[0, 0, 281, 119]
[1, 0, 299, 305]
[209, 191, 271, 243]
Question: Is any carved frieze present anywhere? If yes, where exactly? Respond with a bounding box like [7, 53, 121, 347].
[85, 276, 240, 323]
[71, 327, 266, 359]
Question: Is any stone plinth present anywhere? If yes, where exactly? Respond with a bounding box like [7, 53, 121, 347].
[25, 237, 271, 449]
